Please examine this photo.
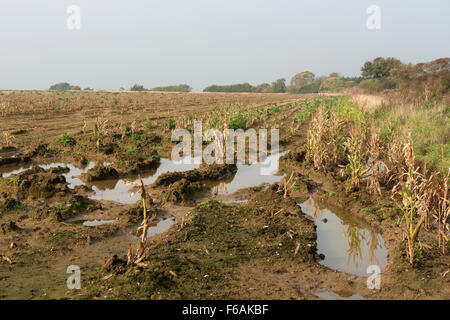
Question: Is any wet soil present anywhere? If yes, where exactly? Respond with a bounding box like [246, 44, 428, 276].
[0, 91, 448, 300]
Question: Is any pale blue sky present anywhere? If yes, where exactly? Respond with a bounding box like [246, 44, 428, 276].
[0, 0, 448, 91]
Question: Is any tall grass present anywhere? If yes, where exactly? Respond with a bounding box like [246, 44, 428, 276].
[305, 95, 449, 262]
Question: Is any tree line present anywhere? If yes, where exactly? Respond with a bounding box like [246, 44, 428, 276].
[130, 84, 192, 92]
[48, 57, 449, 98]
[202, 57, 449, 97]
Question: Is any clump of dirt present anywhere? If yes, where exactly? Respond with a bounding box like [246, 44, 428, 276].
[118, 149, 161, 175]
[153, 164, 237, 204]
[5, 166, 70, 201]
[11, 129, 27, 135]
[0, 146, 19, 156]
[154, 164, 237, 187]
[145, 133, 162, 145]
[0, 194, 25, 218]
[72, 154, 88, 167]
[160, 179, 203, 203]
[1, 221, 22, 234]
[120, 198, 158, 224]
[24, 144, 56, 158]
[32, 195, 102, 222]
[80, 163, 119, 183]
[125, 157, 160, 174]
[102, 255, 127, 275]
[0, 155, 31, 168]
[83, 185, 317, 299]
[284, 148, 306, 163]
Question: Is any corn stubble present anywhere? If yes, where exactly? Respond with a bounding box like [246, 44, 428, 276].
[305, 102, 449, 264]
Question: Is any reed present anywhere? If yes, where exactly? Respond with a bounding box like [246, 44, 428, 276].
[92, 118, 108, 150]
[392, 137, 427, 264]
[342, 128, 369, 189]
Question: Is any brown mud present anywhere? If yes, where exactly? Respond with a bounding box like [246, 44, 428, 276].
[0, 91, 448, 300]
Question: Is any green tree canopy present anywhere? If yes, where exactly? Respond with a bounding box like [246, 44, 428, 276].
[391, 58, 450, 97]
[203, 83, 254, 93]
[130, 84, 147, 91]
[49, 82, 79, 90]
[271, 78, 286, 93]
[361, 57, 403, 79]
[254, 83, 272, 93]
[150, 84, 192, 92]
[319, 77, 346, 92]
[290, 71, 315, 90]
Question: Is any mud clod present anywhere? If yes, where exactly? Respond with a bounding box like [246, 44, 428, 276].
[81, 163, 119, 183]
[1, 221, 22, 234]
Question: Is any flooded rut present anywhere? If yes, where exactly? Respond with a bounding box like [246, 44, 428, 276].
[89, 157, 201, 204]
[66, 218, 116, 227]
[209, 151, 288, 196]
[1, 151, 389, 292]
[1, 152, 288, 205]
[299, 197, 388, 277]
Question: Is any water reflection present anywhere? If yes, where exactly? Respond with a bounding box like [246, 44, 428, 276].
[67, 218, 115, 227]
[299, 197, 388, 277]
[1, 162, 97, 188]
[209, 151, 288, 195]
[89, 156, 201, 204]
[130, 215, 176, 239]
[2, 152, 288, 206]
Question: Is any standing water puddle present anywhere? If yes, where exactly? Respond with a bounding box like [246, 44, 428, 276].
[210, 151, 288, 195]
[89, 157, 201, 204]
[1, 162, 97, 188]
[299, 197, 388, 277]
[0, 158, 200, 204]
[1, 152, 288, 205]
[130, 214, 177, 239]
[145, 216, 177, 238]
[67, 218, 116, 227]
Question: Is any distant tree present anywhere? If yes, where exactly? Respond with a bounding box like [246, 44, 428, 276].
[390, 58, 450, 98]
[344, 81, 357, 88]
[49, 82, 74, 90]
[71, 85, 81, 90]
[319, 76, 359, 92]
[315, 76, 328, 86]
[319, 77, 346, 92]
[83, 87, 93, 91]
[203, 83, 254, 93]
[254, 83, 273, 93]
[130, 84, 147, 91]
[150, 84, 192, 92]
[359, 78, 396, 91]
[290, 71, 315, 88]
[295, 82, 321, 93]
[361, 57, 403, 79]
[289, 71, 319, 93]
[271, 78, 286, 93]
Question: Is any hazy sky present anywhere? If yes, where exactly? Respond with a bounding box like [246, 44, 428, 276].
[0, 0, 448, 91]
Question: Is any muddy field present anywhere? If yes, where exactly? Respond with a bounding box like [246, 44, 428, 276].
[0, 90, 448, 300]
